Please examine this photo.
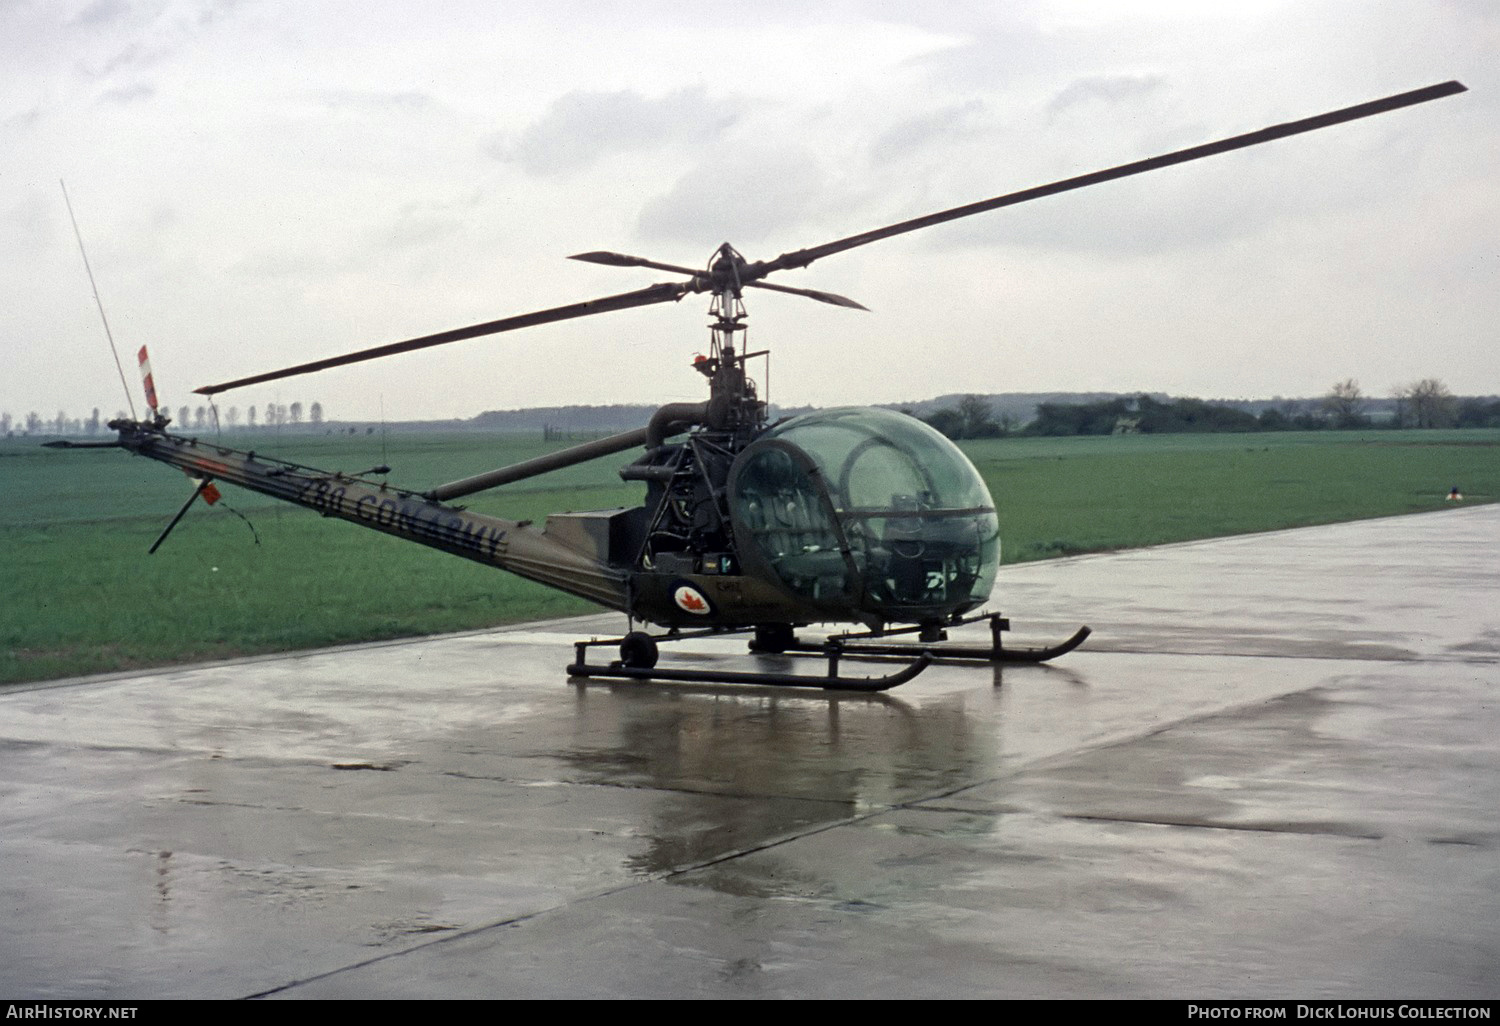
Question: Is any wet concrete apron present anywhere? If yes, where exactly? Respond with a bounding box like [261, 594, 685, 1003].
[2, 507, 1495, 998]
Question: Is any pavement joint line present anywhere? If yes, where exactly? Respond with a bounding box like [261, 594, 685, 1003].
[0, 615, 617, 696]
[996, 504, 1496, 563]
[0, 737, 426, 773]
[1078, 647, 1495, 664]
[858, 801, 1389, 842]
[441, 769, 862, 807]
[896, 649, 1500, 825]
[244, 797, 903, 999]
[899, 681, 1332, 811]
[241, 898, 570, 999]
[1057, 812, 1384, 840]
[243, 756, 990, 997]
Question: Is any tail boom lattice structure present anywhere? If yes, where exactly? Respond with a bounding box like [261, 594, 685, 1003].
[109, 420, 629, 610]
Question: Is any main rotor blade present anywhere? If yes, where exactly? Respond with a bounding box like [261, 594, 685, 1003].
[570, 251, 703, 278]
[753, 80, 1466, 276]
[194, 280, 692, 395]
[745, 279, 868, 310]
[571, 250, 868, 309]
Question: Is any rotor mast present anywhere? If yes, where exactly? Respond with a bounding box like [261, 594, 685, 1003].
[699, 243, 767, 441]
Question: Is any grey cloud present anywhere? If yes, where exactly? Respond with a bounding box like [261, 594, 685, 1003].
[74, 2, 243, 81]
[84, 40, 173, 80]
[1048, 74, 1168, 116]
[372, 190, 486, 253]
[870, 100, 986, 163]
[194, 0, 248, 28]
[382, 202, 466, 250]
[493, 86, 747, 175]
[97, 42, 146, 76]
[1440, 0, 1500, 22]
[636, 145, 828, 249]
[903, 22, 1069, 92]
[230, 247, 351, 280]
[4, 194, 57, 255]
[70, 0, 133, 27]
[148, 205, 178, 232]
[847, 0, 1008, 33]
[3, 104, 42, 130]
[314, 89, 441, 114]
[98, 81, 154, 104]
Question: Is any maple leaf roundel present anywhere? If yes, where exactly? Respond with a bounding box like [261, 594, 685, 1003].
[672, 584, 714, 616]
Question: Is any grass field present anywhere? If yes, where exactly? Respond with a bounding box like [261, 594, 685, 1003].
[2, 426, 1494, 684]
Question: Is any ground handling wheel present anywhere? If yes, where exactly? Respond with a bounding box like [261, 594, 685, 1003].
[619, 631, 659, 669]
[749, 623, 797, 654]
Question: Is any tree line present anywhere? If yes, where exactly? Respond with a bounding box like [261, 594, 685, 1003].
[1, 402, 325, 437]
[915, 379, 1500, 439]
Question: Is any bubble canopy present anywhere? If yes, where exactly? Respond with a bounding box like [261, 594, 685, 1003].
[728, 407, 1000, 623]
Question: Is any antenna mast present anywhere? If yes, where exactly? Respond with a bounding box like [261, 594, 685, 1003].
[60, 179, 137, 420]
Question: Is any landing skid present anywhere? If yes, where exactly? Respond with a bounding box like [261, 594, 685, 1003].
[568, 644, 931, 692]
[785, 615, 1092, 665]
[568, 631, 930, 691]
[566, 614, 1089, 691]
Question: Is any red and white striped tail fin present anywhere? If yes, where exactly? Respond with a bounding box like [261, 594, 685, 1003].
[137, 345, 161, 417]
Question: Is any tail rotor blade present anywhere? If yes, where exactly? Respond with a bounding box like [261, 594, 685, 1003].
[137, 345, 161, 418]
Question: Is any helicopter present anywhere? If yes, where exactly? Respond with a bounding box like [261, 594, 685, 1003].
[71, 80, 1464, 691]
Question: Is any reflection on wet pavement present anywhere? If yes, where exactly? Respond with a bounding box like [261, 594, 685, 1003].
[2, 507, 1496, 998]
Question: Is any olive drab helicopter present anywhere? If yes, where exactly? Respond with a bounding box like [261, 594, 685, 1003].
[65, 81, 1464, 690]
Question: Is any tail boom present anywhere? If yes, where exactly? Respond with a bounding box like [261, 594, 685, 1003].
[109, 420, 630, 610]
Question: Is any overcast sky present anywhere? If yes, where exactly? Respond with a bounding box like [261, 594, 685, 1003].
[4, 0, 1496, 424]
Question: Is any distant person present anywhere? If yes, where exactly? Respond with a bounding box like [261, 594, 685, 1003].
[1447, 486, 1463, 501]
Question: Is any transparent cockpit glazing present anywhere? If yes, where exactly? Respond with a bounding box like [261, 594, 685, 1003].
[735, 409, 1000, 615]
